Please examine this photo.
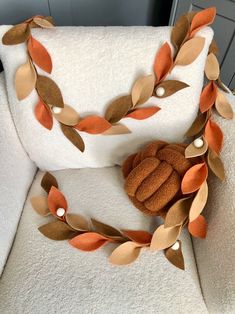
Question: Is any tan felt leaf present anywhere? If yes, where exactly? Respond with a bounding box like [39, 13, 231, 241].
[109, 241, 141, 265]
[185, 137, 208, 158]
[60, 124, 85, 152]
[105, 95, 132, 123]
[38, 221, 77, 240]
[155, 80, 189, 98]
[209, 40, 219, 56]
[15, 59, 36, 100]
[41, 172, 58, 193]
[171, 15, 190, 50]
[53, 104, 80, 126]
[33, 17, 54, 28]
[2, 23, 30, 45]
[174, 37, 205, 66]
[164, 198, 192, 228]
[207, 149, 225, 181]
[30, 196, 50, 216]
[102, 123, 131, 135]
[205, 53, 220, 81]
[131, 74, 155, 106]
[185, 112, 208, 137]
[150, 225, 181, 251]
[189, 181, 208, 222]
[215, 92, 234, 120]
[36, 75, 64, 108]
[165, 240, 185, 270]
[66, 213, 90, 231]
[91, 218, 123, 237]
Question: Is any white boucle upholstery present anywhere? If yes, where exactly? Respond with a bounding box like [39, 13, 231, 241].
[0, 168, 207, 314]
[0, 25, 213, 170]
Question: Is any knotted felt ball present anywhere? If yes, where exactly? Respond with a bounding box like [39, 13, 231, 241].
[122, 141, 195, 217]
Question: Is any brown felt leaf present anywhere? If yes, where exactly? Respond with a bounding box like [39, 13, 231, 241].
[200, 81, 217, 113]
[185, 136, 208, 158]
[102, 123, 131, 135]
[105, 95, 132, 123]
[69, 232, 109, 251]
[190, 7, 216, 37]
[125, 107, 160, 120]
[39, 221, 77, 240]
[109, 241, 141, 265]
[209, 39, 219, 56]
[2, 23, 30, 45]
[181, 162, 208, 194]
[131, 74, 155, 106]
[207, 149, 225, 181]
[171, 15, 190, 50]
[53, 105, 80, 126]
[205, 53, 220, 81]
[48, 186, 67, 218]
[164, 197, 192, 228]
[150, 225, 181, 250]
[204, 119, 223, 154]
[174, 37, 205, 66]
[60, 124, 85, 152]
[165, 240, 185, 270]
[33, 17, 54, 28]
[189, 181, 208, 222]
[185, 112, 208, 137]
[154, 42, 173, 82]
[91, 219, 123, 237]
[121, 230, 152, 244]
[215, 92, 234, 120]
[36, 75, 64, 108]
[30, 196, 50, 216]
[216, 77, 229, 93]
[66, 213, 90, 231]
[75, 115, 111, 134]
[28, 36, 52, 73]
[154, 80, 189, 98]
[188, 215, 207, 238]
[35, 98, 53, 130]
[15, 58, 36, 100]
[41, 172, 58, 193]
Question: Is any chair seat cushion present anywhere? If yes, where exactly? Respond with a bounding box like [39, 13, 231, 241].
[0, 167, 207, 313]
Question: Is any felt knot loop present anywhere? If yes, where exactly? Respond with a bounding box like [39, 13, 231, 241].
[122, 141, 194, 216]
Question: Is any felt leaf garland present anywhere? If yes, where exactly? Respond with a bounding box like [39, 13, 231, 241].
[189, 181, 208, 222]
[125, 107, 160, 120]
[28, 36, 52, 73]
[30, 196, 50, 216]
[35, 98, 53, 130]
[165, 241, 185, 270]
[154, 42, 173, 82]
[150, 225, 181, 250]
[174, 37, 205, 66]
[91, 219, 123, 238]
[60, 124, 85, 152]
[69, 232, 109, 251]
[38, 221, 76, 240]
[48, 186, 67, 218]
[200, 81, 217, 113]
[53, 105, 80, 126]
[171, 15, 190, 51]
[205, 53, 220, 81]
[204, 119, 223, 154]
[185, 112, 208, 137]
[185, 137, 208, 158]
[109, 242, 141, 265]
[2, 23, 30, 45]
[215, 92, 234, 119]
[164, 197, 192, 228]
[131, 75, 155, 106]
[102, 123, 131, 135]
[66, 214, 90, 231]
[105, 95, 132, 124]
[190, 7, 216, 37]
[75, 116, 111, 134]
[188, 215, 207, 238]
[41, 172, 58, 193]
[154, 80, 189, 98]
[207, 149, 225, 181]
[121, 230, 152, 244]
[181, 162, 208, 194]
[33, 17, 54, 28]
[15, 58, 36, 100]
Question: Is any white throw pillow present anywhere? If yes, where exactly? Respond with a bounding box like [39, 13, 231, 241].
[0, 25, 213, 170]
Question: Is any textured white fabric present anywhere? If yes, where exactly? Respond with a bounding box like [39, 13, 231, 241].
[0, 168, 207, 314]
[192, 92, 235, 314]
[0, 26, 213, 170]
[0, 73, 36, 275]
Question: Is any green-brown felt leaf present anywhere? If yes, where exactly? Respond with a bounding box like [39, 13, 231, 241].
[38, 221, 77, 240]
[60, 124, 85, 152]
[105, 95, 132, 123]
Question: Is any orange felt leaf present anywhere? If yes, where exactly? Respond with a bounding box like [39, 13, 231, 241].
[188, 215, 207, 238]
[200, 81, 217, 113]
[190, 7, 216, 37]
[121, 230, 152, 244]
[28, 36, 52, 73]
[154, 42, 173, 82]
[125, 107, 160, 120]
[48, 186, 67, 218]
[75, 115, 111, 134]
[181, 163, 208, 194]
[35, 98, 53, 130]
[204, 119, 223, 154]
[69, 232, 109, 251]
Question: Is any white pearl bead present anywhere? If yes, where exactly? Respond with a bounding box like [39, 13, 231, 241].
[156, 87, 165, 97]
[171, 241, 180, 251]
[193, 138, 204, 148]
[56, 208, 65, 217]
[52, 107, 62, 114]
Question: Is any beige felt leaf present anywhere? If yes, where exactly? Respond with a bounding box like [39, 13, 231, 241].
[60, 124, 85, 152]
[165, 240, 185, 270]
[33, 17, 54, 28]
[53, 104, 80, 126]
[91, 219, 123, 237]
[66, 213, 90, 231]
[189, 181, 208, 222]
[30, 196, 50, 216]
[38, 221, 77, 240]
[185, 112, 208, 137]
[174, 37, 205, 66]
[109, 241, 141, 265]
[155, 80, 189, 98]
[171, 15, 190, 50]
[41, 172, 58, 193]
[164, 197, 192, 228]
[207, 149, 225, 181]
[36, 75, 64, 108]
[105, 95, 132, 123]
[185, 137, 208, 158]
[215, 92, 234, 120]
[102, 123, 131, 135]
[150, 225, 181, 251]
[15, 59, 36, 100]
[2, 23, 30, 45]
[205, 53, 220, 81]
[131, 74, 155, 106]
